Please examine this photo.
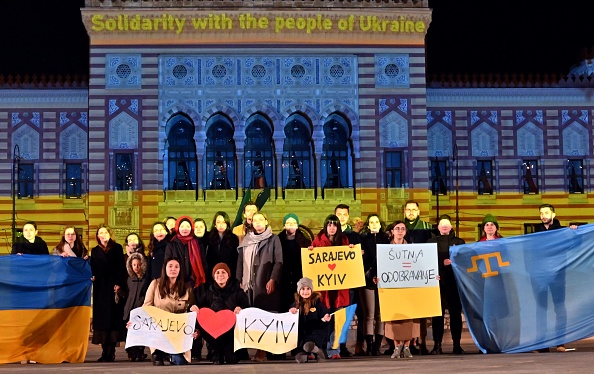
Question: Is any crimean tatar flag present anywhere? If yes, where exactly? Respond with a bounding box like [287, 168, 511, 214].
[0, 255, 92, 364]
[332, 304, 357, 349]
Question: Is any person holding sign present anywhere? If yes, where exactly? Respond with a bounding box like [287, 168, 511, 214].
[143, 257, 195, 365]
[191, 262, 248, 365]
[360, 214, 390, 356]
[237, 212, 283, 362]
[309, 214, 352, 359]
[290, 277, 331, 363]
[383, 220, 417, 359]
[426, 215, 466, 355]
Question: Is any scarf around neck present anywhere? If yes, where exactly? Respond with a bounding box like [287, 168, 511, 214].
[176, 232, 206, 288]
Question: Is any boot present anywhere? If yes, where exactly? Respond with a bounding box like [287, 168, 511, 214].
[453, 341, 465, 354]
[419, 341, 430, 355]
[383, 338, 395, 356]
[430, 341, 443, 355]
[365, 335, 374, 356]
[354, 340, 365, 356]
[373, 334, 383, 356]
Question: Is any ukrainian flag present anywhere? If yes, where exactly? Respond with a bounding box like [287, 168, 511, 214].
[332, 304, 357, 349]
[0, 255, 92, 364]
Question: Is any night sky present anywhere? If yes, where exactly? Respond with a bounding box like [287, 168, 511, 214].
[1, 0, 593, 79]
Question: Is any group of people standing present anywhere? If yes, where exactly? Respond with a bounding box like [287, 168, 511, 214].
[10, 200, 573, 365]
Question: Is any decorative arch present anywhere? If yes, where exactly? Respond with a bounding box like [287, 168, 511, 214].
[244, 113, 274, 188]
[380, 110, 409, 149]
[165, 113, 197, 191]
[321, 112, 353, 189]
[517, 122, 544, 157]
[243, 104, 281, 132]
[471, 122, 499, 157]
[282, 113, 314, 189]
[204, 113, 236, 190]
[562, 122, 589, 156]
[60, 124, 87, 159]
[109, 112, 138, 149]
[427, 122, 452, 157]
[11, 124, 40, 160]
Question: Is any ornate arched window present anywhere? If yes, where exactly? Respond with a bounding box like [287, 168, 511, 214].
[166, 113, 197, 191]
[244, 113, 274, 189]
[205, 113, 236, 190]
[282, 113, 313, 189]
[321, 112, 352, 189]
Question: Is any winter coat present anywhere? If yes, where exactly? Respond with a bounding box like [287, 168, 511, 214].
[12, 236, 49, 255]
[123, 254, 150, 321]
[278, 228, 311, 310]
[535, 218, 563, 232]
[311, 232, 350, 310]
[194, 278, 249, 312]
[90, 241, 127, 343]
[164, 236, 206, 285]
[292, 293, 330, 349]
[206, 230, 239, 283]
[236, 228, 283, 311]
[405, 217, 434, 244]
[148, 238, 168, 280]
[361, 230, 390, 289]
[427, 231, 465, 281]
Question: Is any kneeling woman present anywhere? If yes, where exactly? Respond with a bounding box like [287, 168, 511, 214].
[143, 257, 194, 365]
[191, 263, 249, 365]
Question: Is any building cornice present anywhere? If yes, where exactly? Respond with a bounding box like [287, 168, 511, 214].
[427, 88, 594, 107]
[0, 89, 89, 107]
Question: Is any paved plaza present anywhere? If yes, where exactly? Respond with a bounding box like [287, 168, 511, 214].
[2, 331, 594, 373]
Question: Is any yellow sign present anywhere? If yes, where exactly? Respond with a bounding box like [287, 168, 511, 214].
[378, 287, 442, 322]
[301, 244, 365, 291]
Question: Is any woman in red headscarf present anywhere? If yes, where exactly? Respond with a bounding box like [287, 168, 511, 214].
[164, 216, 207, 288]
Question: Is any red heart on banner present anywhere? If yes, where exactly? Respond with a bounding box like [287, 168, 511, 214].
[328, 263, 337, 271]
[196, 308, 236, 339]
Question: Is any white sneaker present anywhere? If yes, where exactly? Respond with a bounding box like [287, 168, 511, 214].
[402, 347, 413, 358]
[390, 346, 401, 359]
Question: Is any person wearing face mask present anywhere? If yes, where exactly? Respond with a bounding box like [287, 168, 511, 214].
[360, 214, 390, 356]
[278, 213, 311, 313]
[206, 212, 239, 284]
[427, 215, 466, 355]
[236, 212, 283, 362]
[12, 221, 49, 255]
[147, 222, 170, 280]
[53, 225, 87, 258]
[165, 216, 207, 289]
[90, 224, 127, 362]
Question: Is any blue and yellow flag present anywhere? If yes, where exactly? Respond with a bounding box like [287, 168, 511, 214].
[332, 304, 357, 349]
[451, 224, 594, 353]
[0, 255, 92, 364]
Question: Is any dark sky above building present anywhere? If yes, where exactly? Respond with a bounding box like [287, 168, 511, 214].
[1, 0, 593, 79]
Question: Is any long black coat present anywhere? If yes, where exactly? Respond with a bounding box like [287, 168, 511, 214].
[206, 230, 239, 283]
[194, 278, 249, 312]
[148, 238, 168, 280]
[90, 241, 127, 344]
[278, 229, 311, 311]
[361, 230, 390, 289]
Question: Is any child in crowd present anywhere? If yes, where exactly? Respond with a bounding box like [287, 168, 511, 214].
[123, 252, 150, 362]
[290, 277, 331, 363]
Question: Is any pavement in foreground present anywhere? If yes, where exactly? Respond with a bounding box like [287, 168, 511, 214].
[3, 332, 594, 373]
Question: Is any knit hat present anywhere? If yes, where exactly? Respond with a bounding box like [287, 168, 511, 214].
[297, 277, 314, 293]
[283, 213, 299, 226]
[212, 262, 231, 277]
[482, 214, 499, 229]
